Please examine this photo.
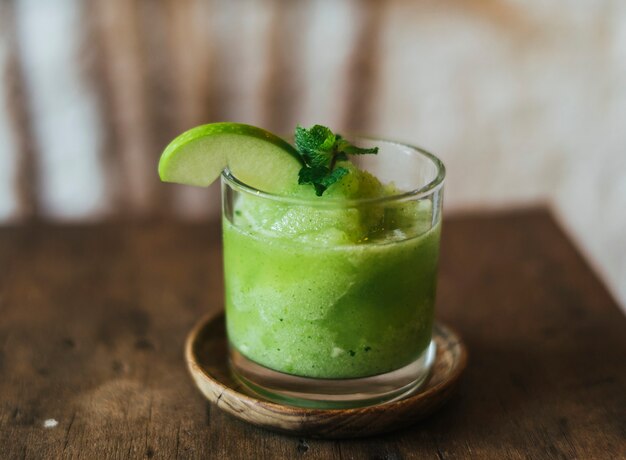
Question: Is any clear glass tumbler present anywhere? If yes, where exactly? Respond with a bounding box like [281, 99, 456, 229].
[221, 137, 445, 408]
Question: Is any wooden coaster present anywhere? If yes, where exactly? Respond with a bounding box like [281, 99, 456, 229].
[185, 312, 467, 439]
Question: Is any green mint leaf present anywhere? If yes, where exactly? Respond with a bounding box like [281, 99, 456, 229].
[298, 165, 330, 196]
[298, 165, 329, 186]
[335, 139, 379, 155]
[295, 125, 336, 168]
[297, 166, 348, 196]
[293, 124, 378, 196]
[320, 166, 348, 188]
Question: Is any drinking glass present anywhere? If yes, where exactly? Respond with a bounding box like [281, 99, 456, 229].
[221, 137, 445, 408]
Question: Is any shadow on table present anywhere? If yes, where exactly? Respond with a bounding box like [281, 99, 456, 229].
[361, 327, 622, 450]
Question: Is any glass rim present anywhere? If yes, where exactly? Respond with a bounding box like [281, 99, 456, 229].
[221, 136, 446, 207]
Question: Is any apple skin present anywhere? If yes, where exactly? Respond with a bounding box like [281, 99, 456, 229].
[158, 122, 303, 193]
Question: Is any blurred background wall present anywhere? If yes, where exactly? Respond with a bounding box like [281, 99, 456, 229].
[0, 0, 624, 308]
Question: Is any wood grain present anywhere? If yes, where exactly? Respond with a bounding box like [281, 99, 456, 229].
[0, 208, 624, 458]
[165, 0, 221, 220]
[81, 0, 125, 217]
[1, 0, 40, 220]
[262, 0, 306, 134]
[91, 0, 161, 216]
[342, 0, 385, 134]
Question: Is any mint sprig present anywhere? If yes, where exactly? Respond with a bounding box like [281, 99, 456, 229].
[294, 125, 378, 196]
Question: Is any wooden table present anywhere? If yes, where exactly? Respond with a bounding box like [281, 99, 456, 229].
[1, 208, 624, 459]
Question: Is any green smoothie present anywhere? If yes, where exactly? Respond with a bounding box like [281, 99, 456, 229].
[223, 163, 441, 379]
[158, 122, 443, 385]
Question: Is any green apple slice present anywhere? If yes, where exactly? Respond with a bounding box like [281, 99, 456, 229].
[158, 122, 303, 193]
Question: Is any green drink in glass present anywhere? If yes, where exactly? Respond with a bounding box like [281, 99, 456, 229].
[160, 124, 445, 408]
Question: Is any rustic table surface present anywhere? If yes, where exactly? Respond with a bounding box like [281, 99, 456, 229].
[0, 208, 624, 459]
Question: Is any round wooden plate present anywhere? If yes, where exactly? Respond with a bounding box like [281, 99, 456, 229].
[185, 312, 467, 439]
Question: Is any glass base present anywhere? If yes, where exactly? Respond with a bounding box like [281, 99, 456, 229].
[229, 340, 436, 409]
